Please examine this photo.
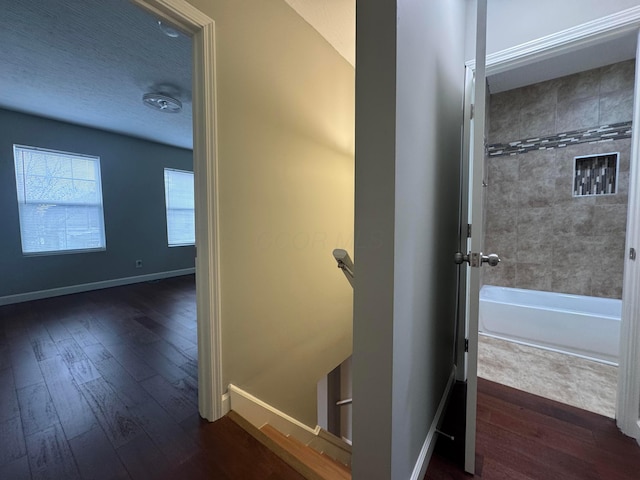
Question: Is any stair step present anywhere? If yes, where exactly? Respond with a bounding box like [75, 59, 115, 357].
[260, 424, 351, 480]
[227, 410, 351, 480]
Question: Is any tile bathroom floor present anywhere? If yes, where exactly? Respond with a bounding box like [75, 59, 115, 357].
[478, 334, 617, 418]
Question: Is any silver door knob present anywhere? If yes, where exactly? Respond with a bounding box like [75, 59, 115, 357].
[482, 253, 500, 267]
[454, 251, 500, 267]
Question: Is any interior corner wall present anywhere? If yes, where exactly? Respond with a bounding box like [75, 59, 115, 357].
[465, 0, 640, 60]
[0, 108, 194, 299]
[353, 0, 467, 478]
[185, 0, 355, 427]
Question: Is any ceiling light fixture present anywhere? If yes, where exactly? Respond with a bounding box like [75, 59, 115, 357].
[158, 20, 180, 38]
[142, 93, 182, 113]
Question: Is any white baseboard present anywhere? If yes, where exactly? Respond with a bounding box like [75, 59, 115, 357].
[228, 384, 352, 466]
[410, 367, 457, 480]
[0, 268, 195, 306]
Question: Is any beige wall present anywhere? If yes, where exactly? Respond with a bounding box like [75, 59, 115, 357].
[186, 0, 354, 426]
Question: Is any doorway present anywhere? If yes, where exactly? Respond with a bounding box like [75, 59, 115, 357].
[478, 57, 635, 418]
[132, 0, 222, 421]
[463, 10, 640, 449]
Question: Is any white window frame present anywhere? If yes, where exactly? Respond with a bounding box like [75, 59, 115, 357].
[164, 168, 195, 247]
[13, 144, 107, 256]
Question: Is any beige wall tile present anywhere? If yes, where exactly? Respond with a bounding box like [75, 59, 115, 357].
[484, 61, 631, 299]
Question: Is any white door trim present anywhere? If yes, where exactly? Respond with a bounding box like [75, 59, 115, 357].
[131, 0, 223, 421]
[617, 31, 640, 444]
[464, 5, 640, 443]
[466, 5, 640, 75]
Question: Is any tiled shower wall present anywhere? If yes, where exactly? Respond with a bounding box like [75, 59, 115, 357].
[483, 60, 635, 299]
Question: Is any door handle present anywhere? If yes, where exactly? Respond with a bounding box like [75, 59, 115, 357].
[454, 252, 500, 267]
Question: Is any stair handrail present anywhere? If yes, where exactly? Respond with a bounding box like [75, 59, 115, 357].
[333, 249, 354, 288]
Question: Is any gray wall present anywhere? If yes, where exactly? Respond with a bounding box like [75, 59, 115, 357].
[0, 108, 194, 298]
[484, 60, 634, 298]
[353, 0, 467, 478]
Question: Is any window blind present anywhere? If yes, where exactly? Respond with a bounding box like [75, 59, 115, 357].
[13, 145, 106, 255]
[164, 168, 195, 246]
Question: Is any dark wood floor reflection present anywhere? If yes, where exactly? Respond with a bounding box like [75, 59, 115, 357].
[426, 378, 640, 480]
[0, 275, 302, 480]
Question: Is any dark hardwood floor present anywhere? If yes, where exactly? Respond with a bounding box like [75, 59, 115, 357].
[426, 378, 640, 479]
[0, 275, 302, 480]
[4, 276, 640, 479]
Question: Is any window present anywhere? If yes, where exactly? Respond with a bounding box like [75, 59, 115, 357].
[13, 145, 106, 255]
[164, 168, 195, 246]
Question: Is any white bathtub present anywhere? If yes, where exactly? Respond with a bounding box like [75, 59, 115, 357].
[479, 285, 622, 365]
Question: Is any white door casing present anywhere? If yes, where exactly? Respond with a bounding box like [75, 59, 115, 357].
[455, 67, 474, 383]
[131, 0, 223, 421]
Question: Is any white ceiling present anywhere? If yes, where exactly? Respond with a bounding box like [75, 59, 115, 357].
[0, 0, 193, 149]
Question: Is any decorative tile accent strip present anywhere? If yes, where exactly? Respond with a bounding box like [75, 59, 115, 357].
[487, 121, 632, 157]
[573, 153, 618, 196]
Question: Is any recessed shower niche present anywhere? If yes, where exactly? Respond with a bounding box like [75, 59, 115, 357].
[573, 152, 619, 197]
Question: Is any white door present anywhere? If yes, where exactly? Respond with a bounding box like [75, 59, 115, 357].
[617, 31, 640, 446]
[461, 0, 488, 474]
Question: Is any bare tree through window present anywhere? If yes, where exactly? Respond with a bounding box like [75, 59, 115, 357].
[13, 145, 106, 254]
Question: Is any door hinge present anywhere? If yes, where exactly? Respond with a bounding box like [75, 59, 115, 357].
[467, 224, 472, 238]
[465, 338, 469, 352]
[470, 104, 474, 120]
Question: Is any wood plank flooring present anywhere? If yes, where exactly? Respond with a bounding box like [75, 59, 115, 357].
[0, 275, 302, 480]
[426, 378, 640, 479]
[4, 275, 640, 479]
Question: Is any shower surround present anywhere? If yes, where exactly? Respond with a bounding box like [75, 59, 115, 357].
[484, 60, 635, 299]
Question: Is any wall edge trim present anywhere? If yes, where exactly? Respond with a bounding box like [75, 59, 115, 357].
[466, 5, 640, 75]
[228, 383, 352, 466]
[0, 268, 195, 306]
[409, 367, 456, 480]
[132, 0, 223, 423]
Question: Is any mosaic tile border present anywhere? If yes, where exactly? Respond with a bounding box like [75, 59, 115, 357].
[487, 121, 632, 157]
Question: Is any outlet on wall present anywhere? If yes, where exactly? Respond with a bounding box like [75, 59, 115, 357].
[135, 260, 143, 268]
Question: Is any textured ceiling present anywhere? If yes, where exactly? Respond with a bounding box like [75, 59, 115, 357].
[0, 0, 193, 149]
[284, 0, 355, 67]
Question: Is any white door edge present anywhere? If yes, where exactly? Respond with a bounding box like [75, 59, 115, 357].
[464, 0, 487, 474]
[131, 0, 223, 421]
[617, 30, 640, 443]
[455, 67, 474, 383]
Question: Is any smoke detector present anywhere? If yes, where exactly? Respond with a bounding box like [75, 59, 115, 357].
[142, 93, 182, 113]
[158, 21, 180, 38]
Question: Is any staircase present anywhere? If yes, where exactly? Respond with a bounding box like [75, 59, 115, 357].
[228, 411, 351, 480]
